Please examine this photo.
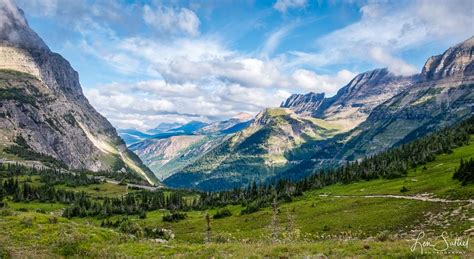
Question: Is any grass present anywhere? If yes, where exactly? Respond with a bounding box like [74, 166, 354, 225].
[55, 182, 129, 198]
[311, 137, 474, 199]
[0, 137, 473, 257]
[1, 209, 463, 258]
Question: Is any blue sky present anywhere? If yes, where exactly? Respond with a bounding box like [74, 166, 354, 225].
[13, 0, 474, 130]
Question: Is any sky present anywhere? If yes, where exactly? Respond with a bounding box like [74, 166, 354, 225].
[11, 0, 474, 130]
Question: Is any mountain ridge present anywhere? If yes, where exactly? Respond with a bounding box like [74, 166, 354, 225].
[163, 37, 474, 191]
[0, 4, 158, 185]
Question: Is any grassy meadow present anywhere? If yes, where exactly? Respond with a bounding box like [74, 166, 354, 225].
[0, 138, 473, 257]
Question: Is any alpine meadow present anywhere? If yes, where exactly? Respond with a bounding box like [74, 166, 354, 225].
[0, 0, 473, 258]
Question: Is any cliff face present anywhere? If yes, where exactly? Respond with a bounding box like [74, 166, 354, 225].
[421, 37, 474, 81]
[281, 68, 417, 131]
[0, 3, 158, 185]
[281, 92, 325, 117]
[341, 37, 474, 158]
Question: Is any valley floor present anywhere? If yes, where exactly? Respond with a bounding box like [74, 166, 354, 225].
[1, 138, 473, 257]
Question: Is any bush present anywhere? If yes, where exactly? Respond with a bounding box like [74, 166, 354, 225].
[162, 212, 187, 222]
[213, 208, 232, 219]
[453, 158, 474, 185]
[36, 208, 46, 214]
[144, 227, 174, 240]
[49, 216, 59, 224]
[21, 217, 33, 227]
[322, 225, 330, 231]
[376, 231, 391, 242]
[118, 220, 144, 238]
[0, 209, 13, 216]
[400, 186, 409, 193]
[54, 230, 85, 256]
[240, 203, 259, 215]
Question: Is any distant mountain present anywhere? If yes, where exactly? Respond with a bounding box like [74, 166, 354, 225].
[278, 36, 474, 180]
[164, 108, 344, 190]
[130, 135, 228, 180]
[197, 113, 253, 134]
[163, 37, 474, 191]
[0, 4, 158, 185]
[147, 122, 183, 134]
[169, 121, 208, 134]
[117, 129, 152, 146]
[129, 113, 254, 180]
[282, 68, 417, 131]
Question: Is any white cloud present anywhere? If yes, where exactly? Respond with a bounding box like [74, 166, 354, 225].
[291, 0, 473, 75]
[0, 0, 27, 29]
[143, 4, 200, 36]
[291, 69, 357, 95]
[84, 80, 291, 130]
[273, 0, 308, 13]
[261, 22, 299, 57]
[369, 47, 417, 76]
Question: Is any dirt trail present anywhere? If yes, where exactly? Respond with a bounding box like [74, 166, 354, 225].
[318, 194, 474, 203]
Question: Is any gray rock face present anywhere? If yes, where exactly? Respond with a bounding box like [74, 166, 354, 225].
[0, 3, 158, 185]
[421, 37, 474, 81]
[281, 92, 325, 116]
[281, 68, 417, 131]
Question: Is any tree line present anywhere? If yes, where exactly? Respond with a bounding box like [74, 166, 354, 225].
[0, 116, 472, 217]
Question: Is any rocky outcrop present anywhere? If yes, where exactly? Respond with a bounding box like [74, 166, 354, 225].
[282, 68, 417, 131]
[281, 92, 325, 116]
[0, 3, 158, 185]
[421, 36, 474, 81]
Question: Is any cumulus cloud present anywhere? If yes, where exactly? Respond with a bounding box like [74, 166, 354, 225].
[84, 80, 290, 130]
[291, 69, 357, 95]
[273, 0, 308, 13]
[369, 47, 417, 76]
[143, 4, 200, 36]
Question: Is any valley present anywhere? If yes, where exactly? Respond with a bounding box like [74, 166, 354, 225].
[0, 1, 473, 257]
[1, 125, 473, 257]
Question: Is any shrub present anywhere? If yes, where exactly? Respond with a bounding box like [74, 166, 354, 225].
[322, 225, 330, 231]
[20, 217, 33, 227]
[118, 220, 144, 238]
[49, 216, 59, 224]
[36, 208, 46, 214]
[213, 208, 232, 219]
[162, 212, 187, 222]
[376, 231, 391, 242]
[144, 227, 174, 240]
[240, 203, 259, 215]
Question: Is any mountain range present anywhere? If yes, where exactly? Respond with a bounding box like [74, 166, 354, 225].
[128, 113, 253, 180]
[0, 5, 158, 185]
[0, 3, 472, 192]
[159, 37, 474, 191]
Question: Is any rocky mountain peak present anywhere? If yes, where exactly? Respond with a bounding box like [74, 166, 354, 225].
[280, 92, 325, 116]
[421, 36, 474, 81]
[0, 1, 158, 185]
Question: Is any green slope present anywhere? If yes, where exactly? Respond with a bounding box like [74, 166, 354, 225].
[1, 135, 473, 257]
